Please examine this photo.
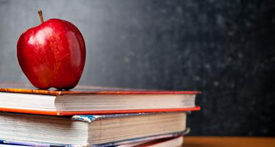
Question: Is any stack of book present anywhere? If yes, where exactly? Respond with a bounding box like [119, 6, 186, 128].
[0, 84, 200, 147]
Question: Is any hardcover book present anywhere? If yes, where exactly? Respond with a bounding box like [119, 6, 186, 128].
[0, 83, 200, 115]
[0, 112, 188, 146]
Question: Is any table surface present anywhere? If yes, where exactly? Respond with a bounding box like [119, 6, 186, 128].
[183, 137, 275, 147]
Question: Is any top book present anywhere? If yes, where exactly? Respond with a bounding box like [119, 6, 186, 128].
[0, 83, 200, 116]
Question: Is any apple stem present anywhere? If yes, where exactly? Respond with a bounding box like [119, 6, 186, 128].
[38, 10, 44, 23]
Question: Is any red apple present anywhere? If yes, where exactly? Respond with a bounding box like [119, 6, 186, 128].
[17, 10, 86, 90]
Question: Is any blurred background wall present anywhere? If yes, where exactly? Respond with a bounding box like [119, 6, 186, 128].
[0, 0, 274, 136]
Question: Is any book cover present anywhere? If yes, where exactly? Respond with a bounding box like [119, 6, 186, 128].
[0, 83, 200, 96]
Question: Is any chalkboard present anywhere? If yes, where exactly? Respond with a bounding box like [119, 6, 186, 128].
[0, 0, 274, 136]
